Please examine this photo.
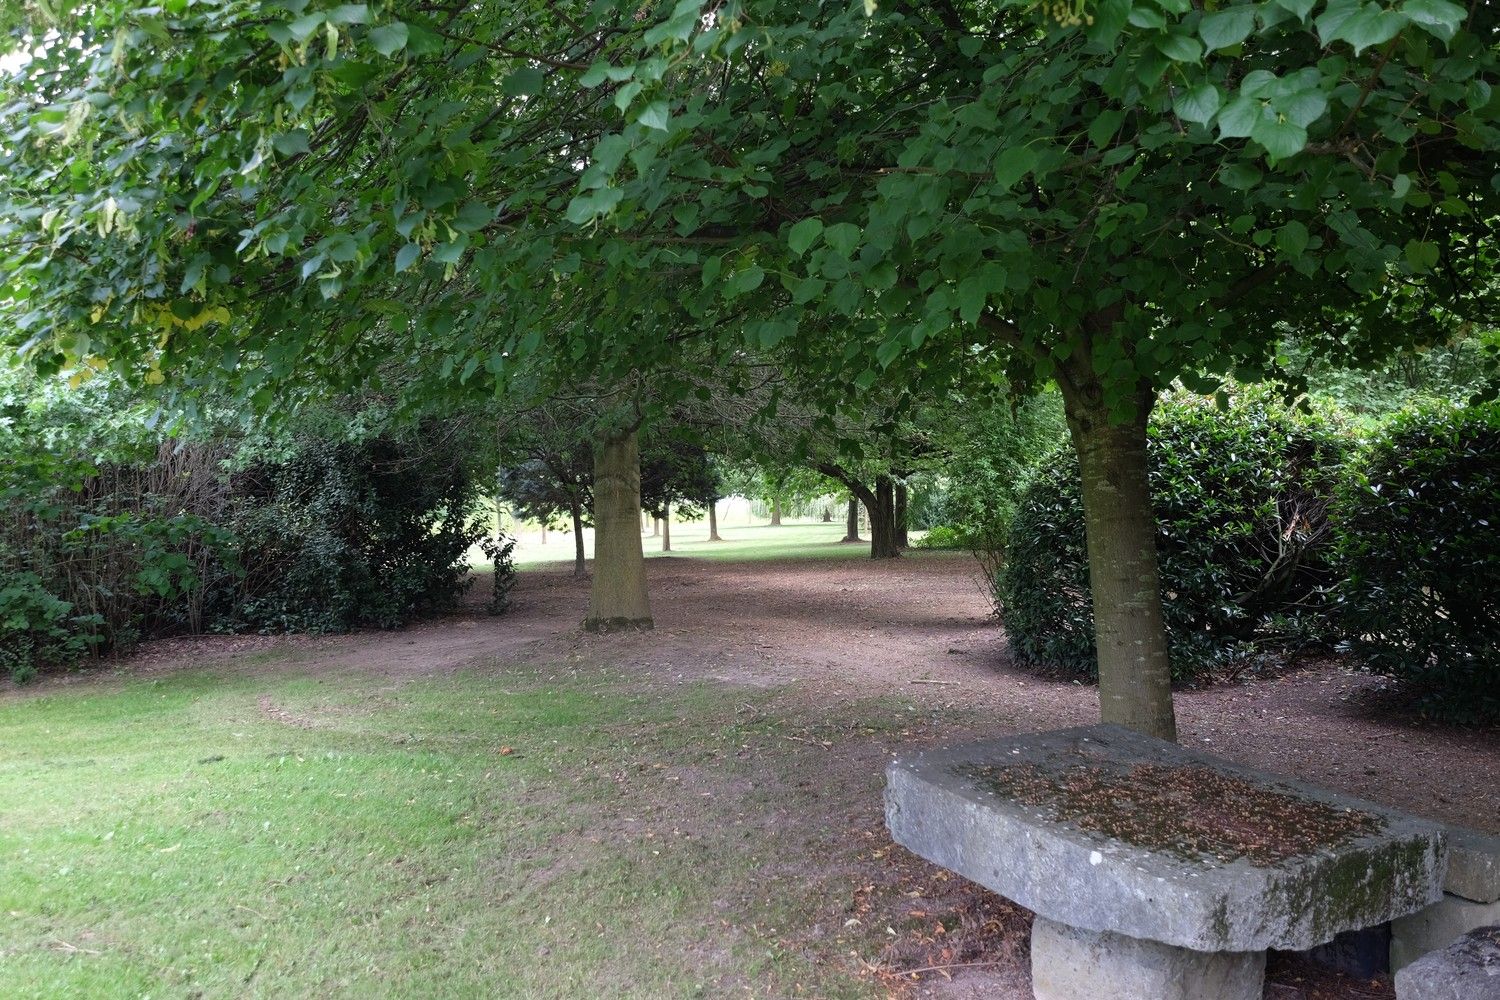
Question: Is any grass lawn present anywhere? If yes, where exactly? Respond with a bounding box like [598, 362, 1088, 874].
[0, 658, 970, 998]
[487, 521, 951, 571]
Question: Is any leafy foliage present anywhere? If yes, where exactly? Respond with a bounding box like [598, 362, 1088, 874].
[1001, 394, 1348, 681]
[222, 430, 488, 633]
[1332, 402, 1500, 723]
[939, 392, 1068, 554]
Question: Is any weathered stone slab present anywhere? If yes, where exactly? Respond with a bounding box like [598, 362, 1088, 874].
[1031, 915, 1263, 1000]
[1392, 894, 1500, 972]
[885, 724, 1446, 952]
[1446, 827, 1500, 903]
[1394, 924, 1500, 1000]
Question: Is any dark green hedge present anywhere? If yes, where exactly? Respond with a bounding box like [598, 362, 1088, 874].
[1000, 395, 1348, 683]
[1333, 402, 1499, 723]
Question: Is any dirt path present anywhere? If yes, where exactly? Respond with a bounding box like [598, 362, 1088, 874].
[110, 549, 1499, 832]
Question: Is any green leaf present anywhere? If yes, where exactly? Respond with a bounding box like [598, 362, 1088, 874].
[503, 67, 545, 97]
[637, 101, 670, 131]
[272, 129, 310, 157]
[368, 22, 409, 56]
[1216, 97, 1263, 139]
[1199, 7, 1257, 50]
[787, 218, 823, 256]
[1087, 110, 1126, 148]
[1404, 239, 1439, 270]
[993, 146, 1037, 190]
[452, 201, 495, 233]
[564, 187, 623, 224]
[1154, 32, 1203, 63]
[823, 222, 861, 258]
[395, 242, 421, 273]
[1173, 84, 1221, 125]
[1276, 220, 1310, 257]
[432, 240, 466, 265]
[1251, 115, 1307, 160]
[1274, 0, 1317, 18]
[956, 276, 988, 325]
[724, 265, 765, 299]
[1401, 0, 1465, 40]
[289, 12, 324, 41]
[1319, 2, 1405, 54]
[1220, 161, 1263, 189]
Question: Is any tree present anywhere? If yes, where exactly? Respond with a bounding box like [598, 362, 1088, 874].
[4, 0, 1495, 738]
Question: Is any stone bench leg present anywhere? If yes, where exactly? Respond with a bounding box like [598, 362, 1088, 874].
[1031, 916, 1265, 1000]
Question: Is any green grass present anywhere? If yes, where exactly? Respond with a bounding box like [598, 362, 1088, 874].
[489, 521, 956, 570]
[0, 661, 950, 998]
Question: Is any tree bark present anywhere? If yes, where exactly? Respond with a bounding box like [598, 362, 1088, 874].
[570, 500, 587, 579]
[894, 482, 909, 549]
[868, 476, 900, 559]
[1062, 391, 1177, 741]
[769, 496, 782, 526]
[584, 429, 653, 632]
[650, 516, 659, 537]
[661, 505, 671, 552]
[842, 498, 862, 543]
[707, 499, 722, 541]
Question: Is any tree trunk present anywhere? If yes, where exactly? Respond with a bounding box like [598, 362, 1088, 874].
[770, 496, 782, 526]
[1062, 391, 1176, 741]
[570, 501, 586, 580]
[842, 498, 862, 543]
[584, 429, 653, 632]
[708, 499, 722, 541]
[650, 516, 659, 537]
[868, 476, 900, 559]
[661, 505, 671, 552]
[540, 523, 547, 544]
[894, 482, 909, 549]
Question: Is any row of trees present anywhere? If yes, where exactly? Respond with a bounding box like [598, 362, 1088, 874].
[3, 0, 1496, 738]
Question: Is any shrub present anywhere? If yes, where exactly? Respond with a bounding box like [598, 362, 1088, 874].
[942, 391, 1069, 557]
[1332, 402, 1500, 723]
[222, 430, 488, 633]
[1000, 394, 1348, 683]
[914, 524, 965, 549]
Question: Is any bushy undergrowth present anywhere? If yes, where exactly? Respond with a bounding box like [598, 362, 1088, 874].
[1, 373, 502, 681]
[1333, 402, 1499, 724]
[221, 432, 487, 634]
[1000, 394, 1348, 683]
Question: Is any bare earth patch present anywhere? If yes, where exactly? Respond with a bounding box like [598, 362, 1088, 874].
[32, 547, 1499, 999]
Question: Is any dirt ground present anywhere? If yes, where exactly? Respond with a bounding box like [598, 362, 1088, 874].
[83, 549, 1500, 999]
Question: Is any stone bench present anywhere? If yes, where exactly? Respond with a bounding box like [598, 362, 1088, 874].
[1395, 924, 1500, 999]
[885, 724, 1446, 1000]
[1393, 826, 1500, 972]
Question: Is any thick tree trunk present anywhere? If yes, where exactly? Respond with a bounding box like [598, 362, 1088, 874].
[868, 476, 900, 559]
[770, 496, 782, 526]
[708, 499, 722, 541]
[584, 430, 653, 632]
[842, 498, 862, 543]
[650, 516, 659, 537]
[894, 482, 909, 549]
[570, 501, 586, 579]
[661, 505, 671, 552]
[1063, 392, 1176, 741]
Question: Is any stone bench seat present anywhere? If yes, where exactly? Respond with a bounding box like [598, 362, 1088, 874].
[885, 724, 1447, 1000]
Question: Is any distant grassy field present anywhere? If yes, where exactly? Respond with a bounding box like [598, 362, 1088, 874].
[488, 520, 944, 570]
[0, 660, 950, 999]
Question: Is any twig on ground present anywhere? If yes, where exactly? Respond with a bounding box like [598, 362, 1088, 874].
[50, 939, 102, 955]
[909, 678, 962, 686]
[896, 959, 1007, 976]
